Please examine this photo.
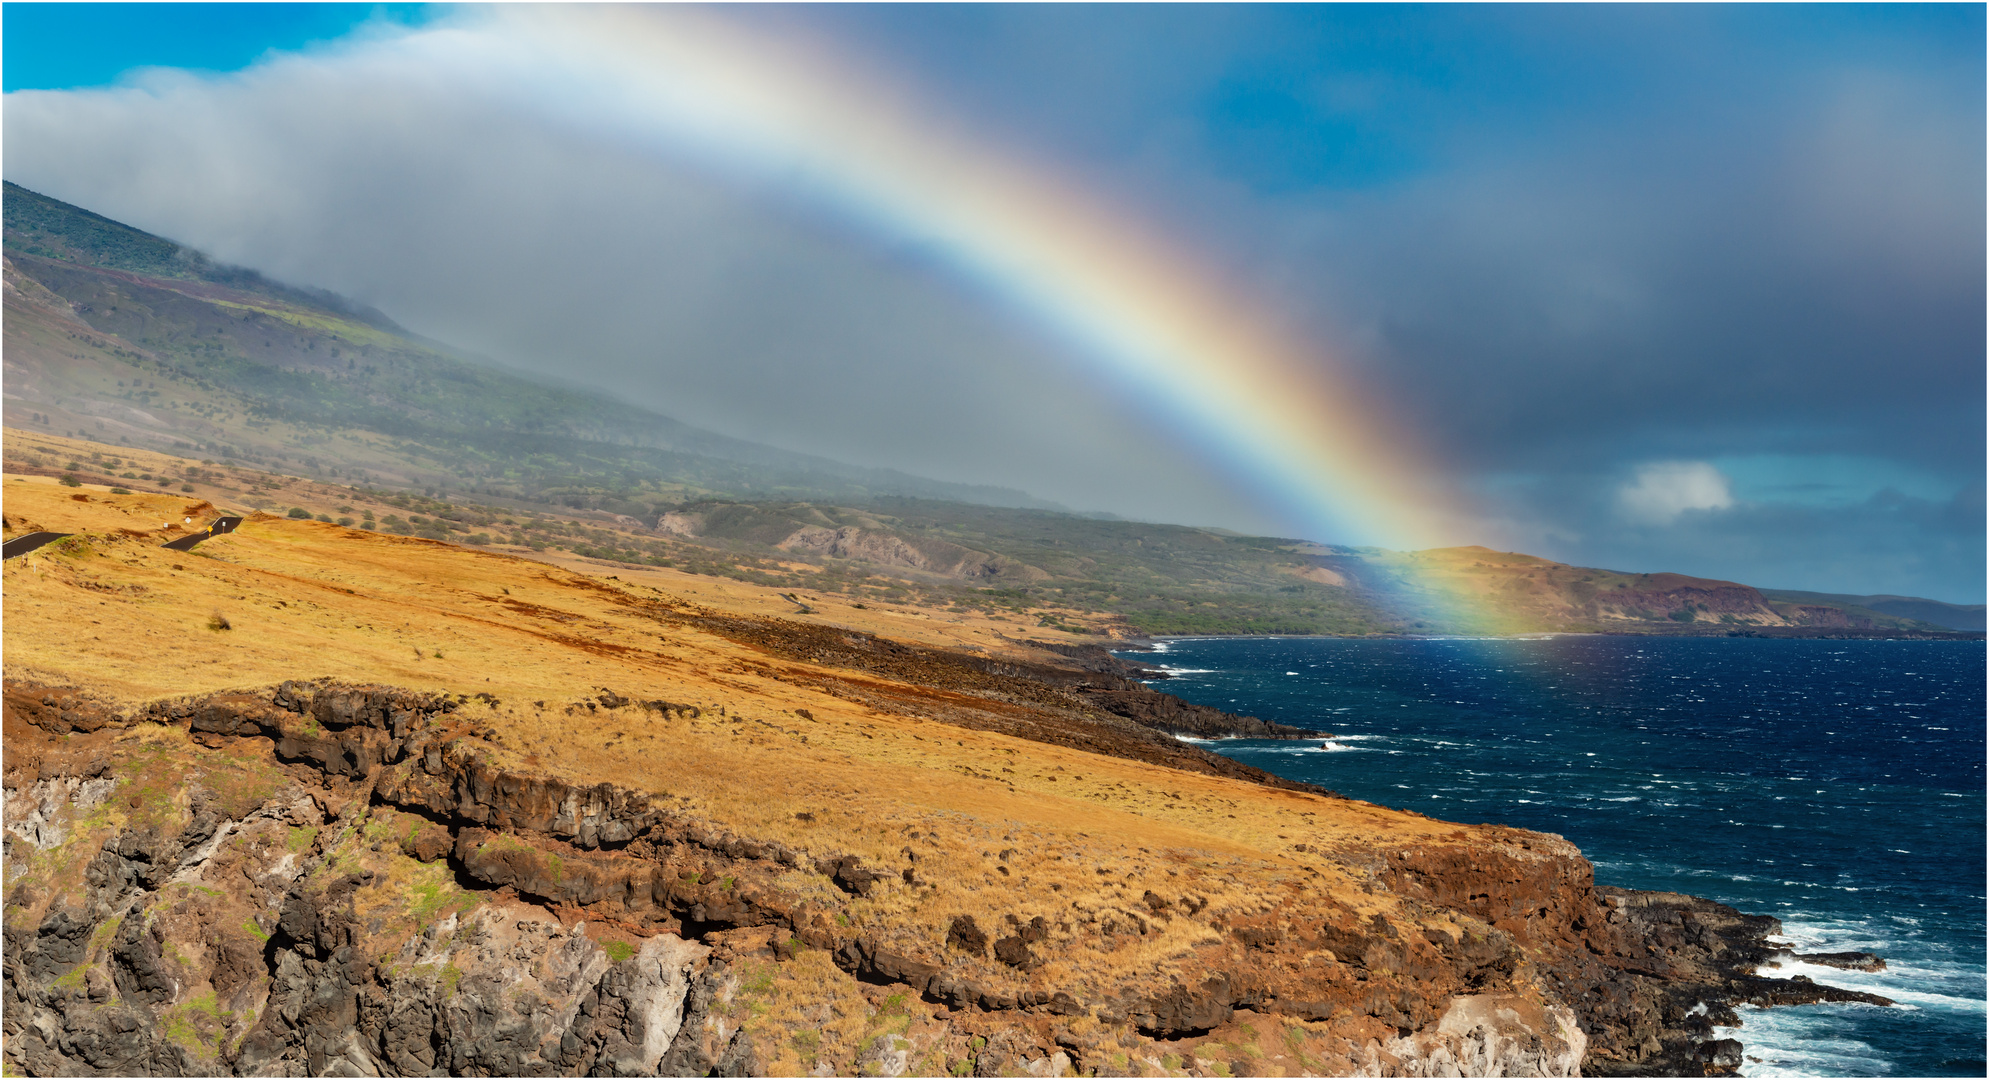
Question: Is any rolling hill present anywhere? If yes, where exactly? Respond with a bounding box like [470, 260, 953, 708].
[3, 181, 1057, 512]
[3, 181, 1970, 639]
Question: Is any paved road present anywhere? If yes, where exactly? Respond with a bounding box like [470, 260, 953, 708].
[1, 532, 72, 559]
[3, 516, 243, 559]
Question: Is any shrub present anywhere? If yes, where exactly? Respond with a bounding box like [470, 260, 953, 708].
[337, 517, 355, 527]
[58, 475, 80, 487]
[180, 484, 194, 493]
[207, 612, 232, 631]
[286, 507, 311, 519]
[110, 487, 133, 495]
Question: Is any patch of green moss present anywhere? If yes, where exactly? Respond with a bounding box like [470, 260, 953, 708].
[406, 861, 477, 923]
[161, 990, 227, 1056]
[545, 852, 564, 884]
[87, 915, 123, 957]
[285, 825, 319, 854]
[242, 918, 270, 943]
[48, 966, 88, 992]
[602, 940, 635, 964]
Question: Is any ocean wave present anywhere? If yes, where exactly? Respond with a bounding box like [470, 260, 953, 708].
[1725, 1008, 1897, 1078]
[1759, 959, 1986, 1013]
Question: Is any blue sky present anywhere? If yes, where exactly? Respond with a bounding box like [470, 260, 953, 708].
[4, 4, 1982, 600]
[2, 3, 427, 92]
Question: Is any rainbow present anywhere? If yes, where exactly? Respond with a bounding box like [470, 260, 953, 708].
[411, 6, 1467, 552]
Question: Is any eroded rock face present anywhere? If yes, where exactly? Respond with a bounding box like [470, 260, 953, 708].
[3, 679, 1884, 1077]
[1381, 993, 1588, 1077]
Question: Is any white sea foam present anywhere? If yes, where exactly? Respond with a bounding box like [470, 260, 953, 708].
[1760, 956, 1986, 1013]
[1730, 1006, 1893, 1078]
[1250, 742, 1362, 754]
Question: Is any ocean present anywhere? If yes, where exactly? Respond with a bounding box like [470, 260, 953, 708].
[1118, 635, 1986, 1078]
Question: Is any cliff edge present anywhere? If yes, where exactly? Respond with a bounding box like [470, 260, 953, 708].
[2, 479, 1886, 1076]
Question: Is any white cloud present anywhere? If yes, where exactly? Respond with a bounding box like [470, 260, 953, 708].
[0, 13, 1296, 536]
[1617, 461, 1734, 525]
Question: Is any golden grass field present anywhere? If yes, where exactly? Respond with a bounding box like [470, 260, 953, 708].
[2, 432, 1475, 907]
[4, 430, 1575, 1074]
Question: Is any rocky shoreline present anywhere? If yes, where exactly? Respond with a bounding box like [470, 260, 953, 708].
[3, 667, 1892, 1078]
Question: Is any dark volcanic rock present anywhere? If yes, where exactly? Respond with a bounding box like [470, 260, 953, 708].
[991, 935, 1038, 970]
[1575, 887, 1894, 1077]
[946, 914, 989, 956]
[2, 677, 1892, 1079]
[1794, 950, 1886, 972]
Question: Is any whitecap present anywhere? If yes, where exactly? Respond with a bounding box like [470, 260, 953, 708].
[1760, 958, 1987, 1013]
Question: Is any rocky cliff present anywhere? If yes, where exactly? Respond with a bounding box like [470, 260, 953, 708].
[4, 679, 1886, 1077]
[0, 480, 1890, 1077]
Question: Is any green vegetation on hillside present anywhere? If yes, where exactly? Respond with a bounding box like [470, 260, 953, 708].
[3, 182, 1056, 512]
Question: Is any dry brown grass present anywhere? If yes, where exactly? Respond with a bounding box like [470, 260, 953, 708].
[4, 433, 1511, 1009]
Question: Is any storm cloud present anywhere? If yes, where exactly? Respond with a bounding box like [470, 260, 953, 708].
[5, 5, 1980, 598]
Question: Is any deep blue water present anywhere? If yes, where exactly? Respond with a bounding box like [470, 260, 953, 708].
[1120, 636, 1986, 1078]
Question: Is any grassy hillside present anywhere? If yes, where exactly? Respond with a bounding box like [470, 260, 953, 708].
[1761, 589, 1985, 632]
[5, 184, 1964, 640]
[2, 182, 1057, 511]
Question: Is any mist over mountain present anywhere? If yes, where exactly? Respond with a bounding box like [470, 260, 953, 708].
[3, 181, 1062, 514]
[7, 181, 1978, 636]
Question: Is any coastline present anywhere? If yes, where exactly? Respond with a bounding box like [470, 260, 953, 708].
[1111, 625, 1985, 646]
[3, 487, 1960, 1076]
[1130, 634, 1982, 1076]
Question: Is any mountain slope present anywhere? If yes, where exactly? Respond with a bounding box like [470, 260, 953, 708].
[2, 181, 1057, 511]
[1760, 590, 1986, 632]
[5, 183, 1966, 639]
